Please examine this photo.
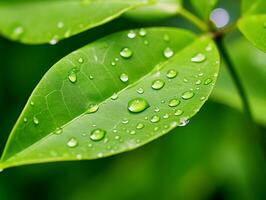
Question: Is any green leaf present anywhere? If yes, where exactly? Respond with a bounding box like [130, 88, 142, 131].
[241, 0, 266, 15]
[0, 28, 220, 169]
[0, 0, 149, 44]
[238, 14, 266, 52]
[190, 0, 218, 20]
[211, 37, 266, 125]
[124, 0, 182, 22]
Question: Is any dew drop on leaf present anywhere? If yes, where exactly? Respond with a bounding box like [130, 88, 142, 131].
[163, 34, 170, 42]
[78, 57, 84, 63]
[49, 38, 58, 45]
[122, 118, 129, 124]
[111, 93, 118, 100]
[136, 123, 144, 129]
[139, 28, 147, 37]
[67, 138, 78, 148]
[86, 104, 99, 114]
[144, 40, 149, 45]
[68, 70, 77, 83]
[128, 98, 150, 113]
[150, 115, 160, 123]
[23, 117, 28, 123]
[54, 127, 63, 135]
[163, 47, 174, 58]
[179, 118, 190, 127]
[191, 53, 206, 63]
[120, 48, 133, 58]
[120, 73, 129, 83]
[182, 91, 195, 100]
[168, 99, 180, 107]
[137, 87, 144, 94]
[127, 30, 136, 39]
[195, 80, 202, 85]
[90, 129, 106, 141]
[174, 109, 183, 116]
[33, 116, 39, 125]
[204, 78, 213, 85]
[152, 79, 165, 90]
[166, 69, 177, 79]
[57, 21, 64, 29]
[12, 26, 24, 39]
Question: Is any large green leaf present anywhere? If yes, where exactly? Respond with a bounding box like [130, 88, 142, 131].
[241, 0, 266, 15]
[0, 0, 149, 44]
[0, 28, 220, 169]
[211, 38, 266, 125]
[190, 0, 218, 21]
[124, 0, 182, 22]
[238, 15, 266, 52]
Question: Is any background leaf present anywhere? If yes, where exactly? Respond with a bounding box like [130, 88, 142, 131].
[0, 28, 220, 169]
[124, 0, 182, 22]
[241, 0, 266, 15]
[0, 0, 149, 44]
[211, 37, 266, 125]
[189, 0, 218, 21]
[238, 14, 266, 52]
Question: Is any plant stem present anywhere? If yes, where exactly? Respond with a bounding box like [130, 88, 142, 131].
[215, 35, 254, 123]
[178, 8, 209, 32]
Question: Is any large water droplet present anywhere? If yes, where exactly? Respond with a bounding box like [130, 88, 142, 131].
[127, 30, 136, 39]
[86, 104, 99, 114]
[90, 129, 106, 141]
[152, 79, 165, 90]
[68, 70, 77, 83]
[120, 73, 129, 83]
[163, 47, 174, 58]
[191, 53, 206, 63]
[67, 138, 78, 148]
[150, 115, 160, 123]
[33, 116, 39, 125]
[120, 48, 133, 58]
[166, 69, 177, 79]
[128, 98, 149, 113]
[182, 91, 195, 100]
[168, 99, 180, 107]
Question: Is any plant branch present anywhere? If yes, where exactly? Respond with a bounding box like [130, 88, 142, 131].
[215, 35, 254, 123]
[178, 8, 209, 32]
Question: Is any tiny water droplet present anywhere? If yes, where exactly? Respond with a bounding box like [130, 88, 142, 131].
[49, 37, 58, 45]
[204, 78, 213, 85]
[137, 87, 144, 94]
[97, 152, 103, 158]
[168, 99, 180, 107]
[111, 93, 118, 100]
[201, 96, 206, 101]
[128, 98, 150, 113]
[174, 109, 183, 116]
[23, 117, 28, 123]
[89, 75, 94, 80]
[139, 28, 147, 36]
[195, 80, 201, 85]
[54, 127, 63, 135]
[122, 118, 129, 124]
[111, 61, 116, 66]
[182, 91, 195, 100]
[206, 44, 212, 51]
[76, 154, 82, 160]
[115, 135, 120, 140]
[64, 30, 71, 38]
[127, 30, 136, 39]
[163, 34, 170, 42]
[57, 21, 64, 29]
[144, 40, 149, 45]
[120, 73, 129, 83]
[33, 116, 39, 125]
[120, 48, 133, 58]
[86, 104, 99, 114]
[30, 101, 35, 106]
[166, 69, 177, 79]
[152, 79, 165, 90]
[130, 130, 136, 135]
[90, 129, 106, 141]
[191, 53, 206, 63]
[68, 70, 77, 83]
[78, 57, 84, 63]
[136, 123, 144, 129]
[154, 107, 160, 112]
[12, 26, 24, 39]
[150, 115, 160, 123]
[163, 114, 169, 119]
[67, 138, 78, 148]
[163, 47, 174, 58]
[179, 118, 190, 127]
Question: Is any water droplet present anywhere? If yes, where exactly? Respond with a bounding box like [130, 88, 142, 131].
[182, 91, 195, 100]
[198, 72, 204, 77]
[130, 130, 136, 135]
[204, 78, 213, 85]
[76, 154, 82, 160]
[120, 48, 133, 58]
[179, 118, 190, 126]
[152, 79, 165, 90]
[89, 75, 94, 80]
[88, 143, 92, 148]
[115, 135, 120, 140]
[30, 101, 35, 106]
[57, 21, 64, 29]
[12, 26, 24, 39]
[174, 109, 183, 116]
[49, 37, 58, 45]
[86, 104, 99, 114]
[122, 118, 129, 124]
[139, 28, 147, 36]
[128, 98, 150, 113]
[111, 93, 118, 100]
[64, 30, 71, 38]
[33, 116, 39, 125]
[168, 99, 180, 107]
[136, 123, 144, 129]
[191, 53, 206, 63]
[163, 34, 170, 42]
[127, 30, 136, 39]
[67, 138, 78, 148]
[163, 47, 174, 58]
[195, 80, 201, 85]
[144, 40, 149, 45]
[120, 73, 129, 83]
[150, 115, 160, 123]
[78, 57, 84, 63]
[54, 127, 63, 135]
[206, 44, 212, 51]
[166, 69, 177, 79]
[115, 57, 119, 62]
[111, 61, 116, 66]
[23, 117, 28, 123]
[97, 152, 103, 158]
[90, 129, 106, 141]
[68, 70, 77, 83]
[183, 78, 188, 83]
[154, 107, 160, 112]
[163, 114, 169, 119]
[137, 87, 144, 94]
[201, 96, 206, 101]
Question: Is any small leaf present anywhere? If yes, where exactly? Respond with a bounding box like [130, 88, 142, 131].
[241, 0, 266, 15]
[0, 0, 149, 44]
[124, 0, 182, 22]
[0, 28, 220, 169]
[238, 14, 266, 52]
[190, 0, 218, 20]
